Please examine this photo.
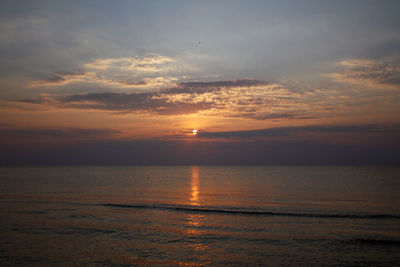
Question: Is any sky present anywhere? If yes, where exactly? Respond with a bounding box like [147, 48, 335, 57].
[1, 0, 400, 165]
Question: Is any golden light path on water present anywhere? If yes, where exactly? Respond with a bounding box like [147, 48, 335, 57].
[190, 166, 200, 205]
[186, 166, 209, 255]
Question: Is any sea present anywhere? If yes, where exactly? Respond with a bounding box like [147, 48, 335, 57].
[0, 166, 399, 266]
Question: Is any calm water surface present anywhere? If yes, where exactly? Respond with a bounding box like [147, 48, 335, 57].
[0, 166, 399, 266]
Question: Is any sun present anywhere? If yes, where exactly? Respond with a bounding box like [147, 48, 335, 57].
[192, 129, 198, 136]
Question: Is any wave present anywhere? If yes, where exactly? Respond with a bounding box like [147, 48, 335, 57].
[100, 203, 400, 219]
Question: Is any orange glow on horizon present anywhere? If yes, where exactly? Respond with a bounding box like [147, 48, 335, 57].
[192, 129, 198, 135]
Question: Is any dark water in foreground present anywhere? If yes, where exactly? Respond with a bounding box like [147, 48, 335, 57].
[0, 166, 399, 266]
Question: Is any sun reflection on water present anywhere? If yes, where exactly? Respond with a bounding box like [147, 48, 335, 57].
[190, 166, 200, 206]
[185, 214, 209, 252]
[185, 166, 210, 255]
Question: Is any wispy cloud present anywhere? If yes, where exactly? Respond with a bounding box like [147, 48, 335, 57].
[153, 80, 320, 119]
[54, 79, 273, 115]
[58, 91, 213, 115]
[19, 79, 325, 119]
[176, 79, 270, 89]
[83, 56, 175, 72]
[27, 55, 182, 90]
[328, 59, 400, 90]
[15, 77, 378, 120]
[27, 72, 175, 89]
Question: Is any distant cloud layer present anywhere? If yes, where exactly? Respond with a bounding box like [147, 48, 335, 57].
[329, 59, 400, 90]
[198, 124, 400, 139]
[0, 127, 120, 144]
[17, 78, 343, 120]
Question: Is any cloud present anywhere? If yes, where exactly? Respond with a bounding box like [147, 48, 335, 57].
[15, 77, 368, 120]
[23, 56, 398, 122]
[27, 72, 176, 89]
[27, 56, 181, 90]
[153, 80, 323, 119]
[177, 79, 270, 89]
[57, 92, 213, 115]
[198, 124, 400, 139]
[83, 56, 175, 72]
[0, 126, 121, 144]
[231, 112, 318, 120]
[45, 79, 322, 119]
[328, 59, 400, 89]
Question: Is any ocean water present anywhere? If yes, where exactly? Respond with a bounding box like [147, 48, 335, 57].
[0, 166, 399, 266]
